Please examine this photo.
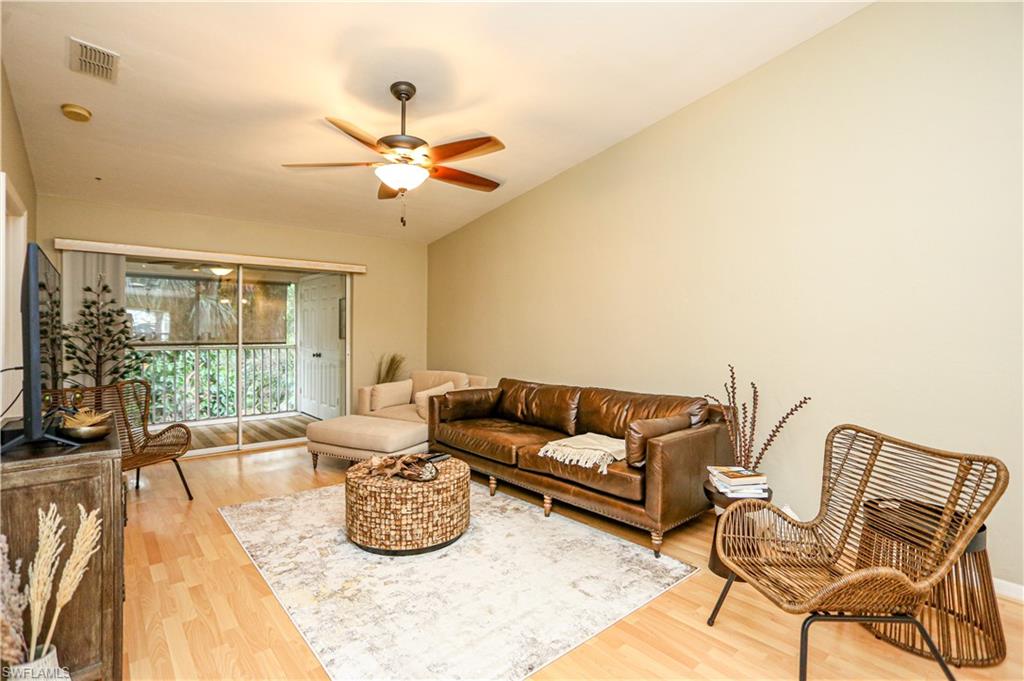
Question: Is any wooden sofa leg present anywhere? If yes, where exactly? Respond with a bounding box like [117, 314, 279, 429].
[651, 531, 664, 558]
[311, 452, 319, 470]
[488, 476, 497, 496]
[543, 496, 552, 517]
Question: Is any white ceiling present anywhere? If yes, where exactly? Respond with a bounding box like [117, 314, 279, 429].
[2, 2, 864, 243]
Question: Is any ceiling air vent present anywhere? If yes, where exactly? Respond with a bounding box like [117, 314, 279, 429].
[68, 37, 119, 83]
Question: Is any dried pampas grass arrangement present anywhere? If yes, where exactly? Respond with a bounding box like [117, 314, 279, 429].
[3, 503, 103, 664]
[26, 504, 64, 661]
[375, 353, 407, 384]
[43, 505, 102, 655]
[1, 535, 29, 665]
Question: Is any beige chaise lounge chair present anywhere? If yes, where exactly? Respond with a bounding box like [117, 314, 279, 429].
[306, 369, 486, 468]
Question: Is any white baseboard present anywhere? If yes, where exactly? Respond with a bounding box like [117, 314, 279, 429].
[994, 578, 1024, 603]
[182, 437, 308, 459]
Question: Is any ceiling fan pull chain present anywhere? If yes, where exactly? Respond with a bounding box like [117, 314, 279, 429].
[400, 190, 408, 227]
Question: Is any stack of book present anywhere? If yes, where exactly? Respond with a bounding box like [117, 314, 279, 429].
[707, 465, 768, 498]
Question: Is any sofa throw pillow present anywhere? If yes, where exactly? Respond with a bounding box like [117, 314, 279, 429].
[411, 371, 469, 396]
[371, 378, 413, 412]
[414, 381, 455, 420]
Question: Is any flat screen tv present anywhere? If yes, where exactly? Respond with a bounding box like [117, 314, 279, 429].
[1, 243, 76, 452]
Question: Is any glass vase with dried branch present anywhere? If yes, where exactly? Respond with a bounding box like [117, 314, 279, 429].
[705, 365, 811, 471]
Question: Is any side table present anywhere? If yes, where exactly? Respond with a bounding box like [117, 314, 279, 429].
[704, 478, 772, 625]
[859, 498, 1006, 667]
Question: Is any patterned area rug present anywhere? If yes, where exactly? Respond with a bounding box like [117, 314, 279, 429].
[220, 480, 697, 680]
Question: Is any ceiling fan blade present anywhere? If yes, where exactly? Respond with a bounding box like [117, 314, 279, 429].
[326, 117, 382, 153]
[282, 162, 381, 168]
[428, 166, 500, 192]
[428, 136, 505, 164]
[378, 183, 400, 200]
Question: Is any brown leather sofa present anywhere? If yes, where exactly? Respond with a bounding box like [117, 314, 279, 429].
[429, 378, 733, 555]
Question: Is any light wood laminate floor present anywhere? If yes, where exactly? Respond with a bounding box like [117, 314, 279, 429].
[125, 446, 1023, 680]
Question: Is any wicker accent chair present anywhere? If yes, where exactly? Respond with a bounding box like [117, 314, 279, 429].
[708, 424, 1007, 681]
[48, 381, 194, 500]
[116, 380, 193, 500]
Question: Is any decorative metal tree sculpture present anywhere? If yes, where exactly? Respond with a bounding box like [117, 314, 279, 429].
[63, 276, 144, 388]
[37, 278, 63, 389]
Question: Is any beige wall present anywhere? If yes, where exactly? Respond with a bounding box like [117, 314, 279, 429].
[2, 66, 37, 238]
[36, 195, 427, 395]
[429, 3, 1023, 583]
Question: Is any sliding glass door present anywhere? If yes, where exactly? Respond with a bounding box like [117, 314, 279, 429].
[123, 258, 349, 452]
[241, 266, 306, 446]
[125, 259, 241, 449]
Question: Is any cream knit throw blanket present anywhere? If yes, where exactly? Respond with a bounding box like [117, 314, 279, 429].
[538, 433, 627, 474]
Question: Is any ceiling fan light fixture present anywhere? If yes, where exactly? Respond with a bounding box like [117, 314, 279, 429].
[375, 163, 428, 191]
[208, 266, 233, 276]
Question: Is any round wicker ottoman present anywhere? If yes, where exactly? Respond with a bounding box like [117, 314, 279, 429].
[345, 458, 470, 555]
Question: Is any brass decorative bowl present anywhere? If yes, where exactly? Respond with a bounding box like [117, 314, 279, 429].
[57, 423, 112, 442]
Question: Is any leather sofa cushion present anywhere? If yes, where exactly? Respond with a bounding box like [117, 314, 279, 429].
[625, 414, 693, 466]
[525, 384, 581, 435]
[518, 446, 644, 501]
[579, 388, 707, 439]
[440, 388, 502, 421]
[629, 393, 708, 425]
[435, 418, 563, 465]
[495, 378, 538, 422]
[578, 388, 634, 439]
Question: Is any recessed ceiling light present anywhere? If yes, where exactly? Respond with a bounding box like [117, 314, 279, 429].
[61, 103, 92, 122]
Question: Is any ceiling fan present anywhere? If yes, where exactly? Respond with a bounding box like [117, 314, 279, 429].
[283, 81, 505, 201]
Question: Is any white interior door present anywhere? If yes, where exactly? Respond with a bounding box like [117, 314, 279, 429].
[298, 275, 320, 416]
[318, 275, 342, 418]
[298, 274, 343, 419]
